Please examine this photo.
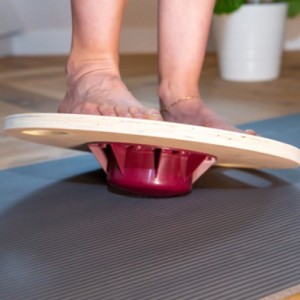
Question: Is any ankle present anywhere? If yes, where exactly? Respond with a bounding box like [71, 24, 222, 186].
[159, 81, 200, 104]
[66, 52, 120, 81]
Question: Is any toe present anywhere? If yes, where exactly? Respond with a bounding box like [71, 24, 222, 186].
[129, 106, 143, 118]
[142, 109, 163, 121]
[115, 105, 132, 118]
[98, 103, 117, 117]
[129, 107, 163, 120]
[245, 129, 257, 135]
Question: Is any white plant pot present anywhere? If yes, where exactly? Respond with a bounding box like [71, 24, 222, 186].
[212, 3, 288, 81]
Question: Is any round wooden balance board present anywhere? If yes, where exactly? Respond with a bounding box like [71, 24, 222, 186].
[4, 113, 300, 197]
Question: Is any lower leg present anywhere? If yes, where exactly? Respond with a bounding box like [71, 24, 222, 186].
[59, 0, 161, 120]
[158, 0, 245, 131]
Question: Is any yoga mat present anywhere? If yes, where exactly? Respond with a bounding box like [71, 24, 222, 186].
[1, 113, 300, 300]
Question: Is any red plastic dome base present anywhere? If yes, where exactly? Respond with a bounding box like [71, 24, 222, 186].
[89, 143, 215, 197]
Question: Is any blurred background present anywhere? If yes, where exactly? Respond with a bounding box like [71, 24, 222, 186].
[1, 0, 300, 56]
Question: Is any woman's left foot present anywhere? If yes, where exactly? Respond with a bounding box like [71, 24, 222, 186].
[160, 93, 255, 134]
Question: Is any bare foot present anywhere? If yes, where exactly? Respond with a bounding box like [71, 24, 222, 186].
[59, 67, 162, 121]
[160, 94, 255, 134]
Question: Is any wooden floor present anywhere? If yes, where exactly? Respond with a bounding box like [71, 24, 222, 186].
[1, 52, 300, 170]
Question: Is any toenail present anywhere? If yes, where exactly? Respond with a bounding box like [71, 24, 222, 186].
[245, 129, 257, 135]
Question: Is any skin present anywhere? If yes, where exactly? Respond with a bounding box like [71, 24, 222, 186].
[59, 0, 254, 133]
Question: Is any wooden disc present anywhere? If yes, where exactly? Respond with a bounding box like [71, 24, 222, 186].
[4, 113, 300, 169]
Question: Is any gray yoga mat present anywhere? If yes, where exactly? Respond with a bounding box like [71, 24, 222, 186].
[1, 113, 300, 300]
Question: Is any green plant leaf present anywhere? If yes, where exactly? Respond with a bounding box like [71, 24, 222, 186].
[214, 0, 300, 16]
[214, 0, 245, 14]
[284, 0, 300, 17]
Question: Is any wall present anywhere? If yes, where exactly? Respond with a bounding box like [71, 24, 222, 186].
[0, 0, 23, 56]
[1, 0, 158, 56]
[0, 0, 299, 56]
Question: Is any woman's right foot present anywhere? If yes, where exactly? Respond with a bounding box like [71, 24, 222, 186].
[58, 61, 162, 121]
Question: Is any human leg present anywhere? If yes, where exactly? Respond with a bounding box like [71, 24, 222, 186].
[158, 0, 249, 131]
[59, 0, 161, 120]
